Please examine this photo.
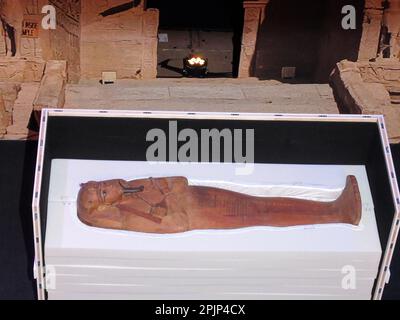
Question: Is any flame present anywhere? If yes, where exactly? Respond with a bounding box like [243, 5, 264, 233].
[187, 56, 206, 66]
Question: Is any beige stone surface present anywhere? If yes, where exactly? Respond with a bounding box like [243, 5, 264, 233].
[0, 59, 29, 82]
[0, 82, 21, 112]
[0, 26, 6, 56]
[64, 78, 339, 115]
[358, 60, 400, 87]
[238, 6, 262, 78]
[33, 60, 67, 110]
[0, 93, 6, 136]
[21, 36, 43, 59]
[383, 0, 400, 59]
[0, 57, 45, 82]
[358, 0, 384, 61]
[141, 9, 159, 79]
[81, 1, 158, 80]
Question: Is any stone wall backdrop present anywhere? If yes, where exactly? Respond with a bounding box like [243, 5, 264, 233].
[80, 0, 159, 80]
[47, 0, 81, 83]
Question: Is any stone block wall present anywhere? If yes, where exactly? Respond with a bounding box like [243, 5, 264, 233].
[330, 60, 400, 143]
[80, 0, 159, 80]
[0, 58, 45, 82]
[358, 61, 400, 87]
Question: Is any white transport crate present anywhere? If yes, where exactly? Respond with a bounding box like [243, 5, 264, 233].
[32, 109, 400, 300]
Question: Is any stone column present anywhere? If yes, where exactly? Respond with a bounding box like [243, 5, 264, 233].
[238, 0, 269, 78]
[358, 0, 384, 61]
[141, 8, 159, 79]
[384, 0, 400, 59]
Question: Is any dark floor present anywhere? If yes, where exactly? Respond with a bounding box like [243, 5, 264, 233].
[0, 141, 399, 300]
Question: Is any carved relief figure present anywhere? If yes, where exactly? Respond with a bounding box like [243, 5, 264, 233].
[0, 0, 24, 57]
[78, 176, 362, 234]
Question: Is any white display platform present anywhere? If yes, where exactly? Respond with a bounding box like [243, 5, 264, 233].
[46, 160, 380, 253]
[44, 159, 381, 300]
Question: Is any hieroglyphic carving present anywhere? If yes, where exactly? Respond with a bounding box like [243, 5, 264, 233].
[330, 60, 400, 143]
[0, 1, 44, 58]
[0, 58, 44, 82]
[22, 15, 40, 38]
[49, 0, 80, 22]
[48, 0, 81, 82]
[358, 61, 400, 90]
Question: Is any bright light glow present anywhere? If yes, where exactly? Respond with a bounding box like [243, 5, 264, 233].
[187, 56, 206, 66]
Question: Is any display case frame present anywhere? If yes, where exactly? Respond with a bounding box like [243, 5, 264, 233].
[32, 109, 400, 300]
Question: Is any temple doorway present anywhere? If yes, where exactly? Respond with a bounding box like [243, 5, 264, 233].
[147, 0, 244, 78]
[251, 0, 364, 82]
